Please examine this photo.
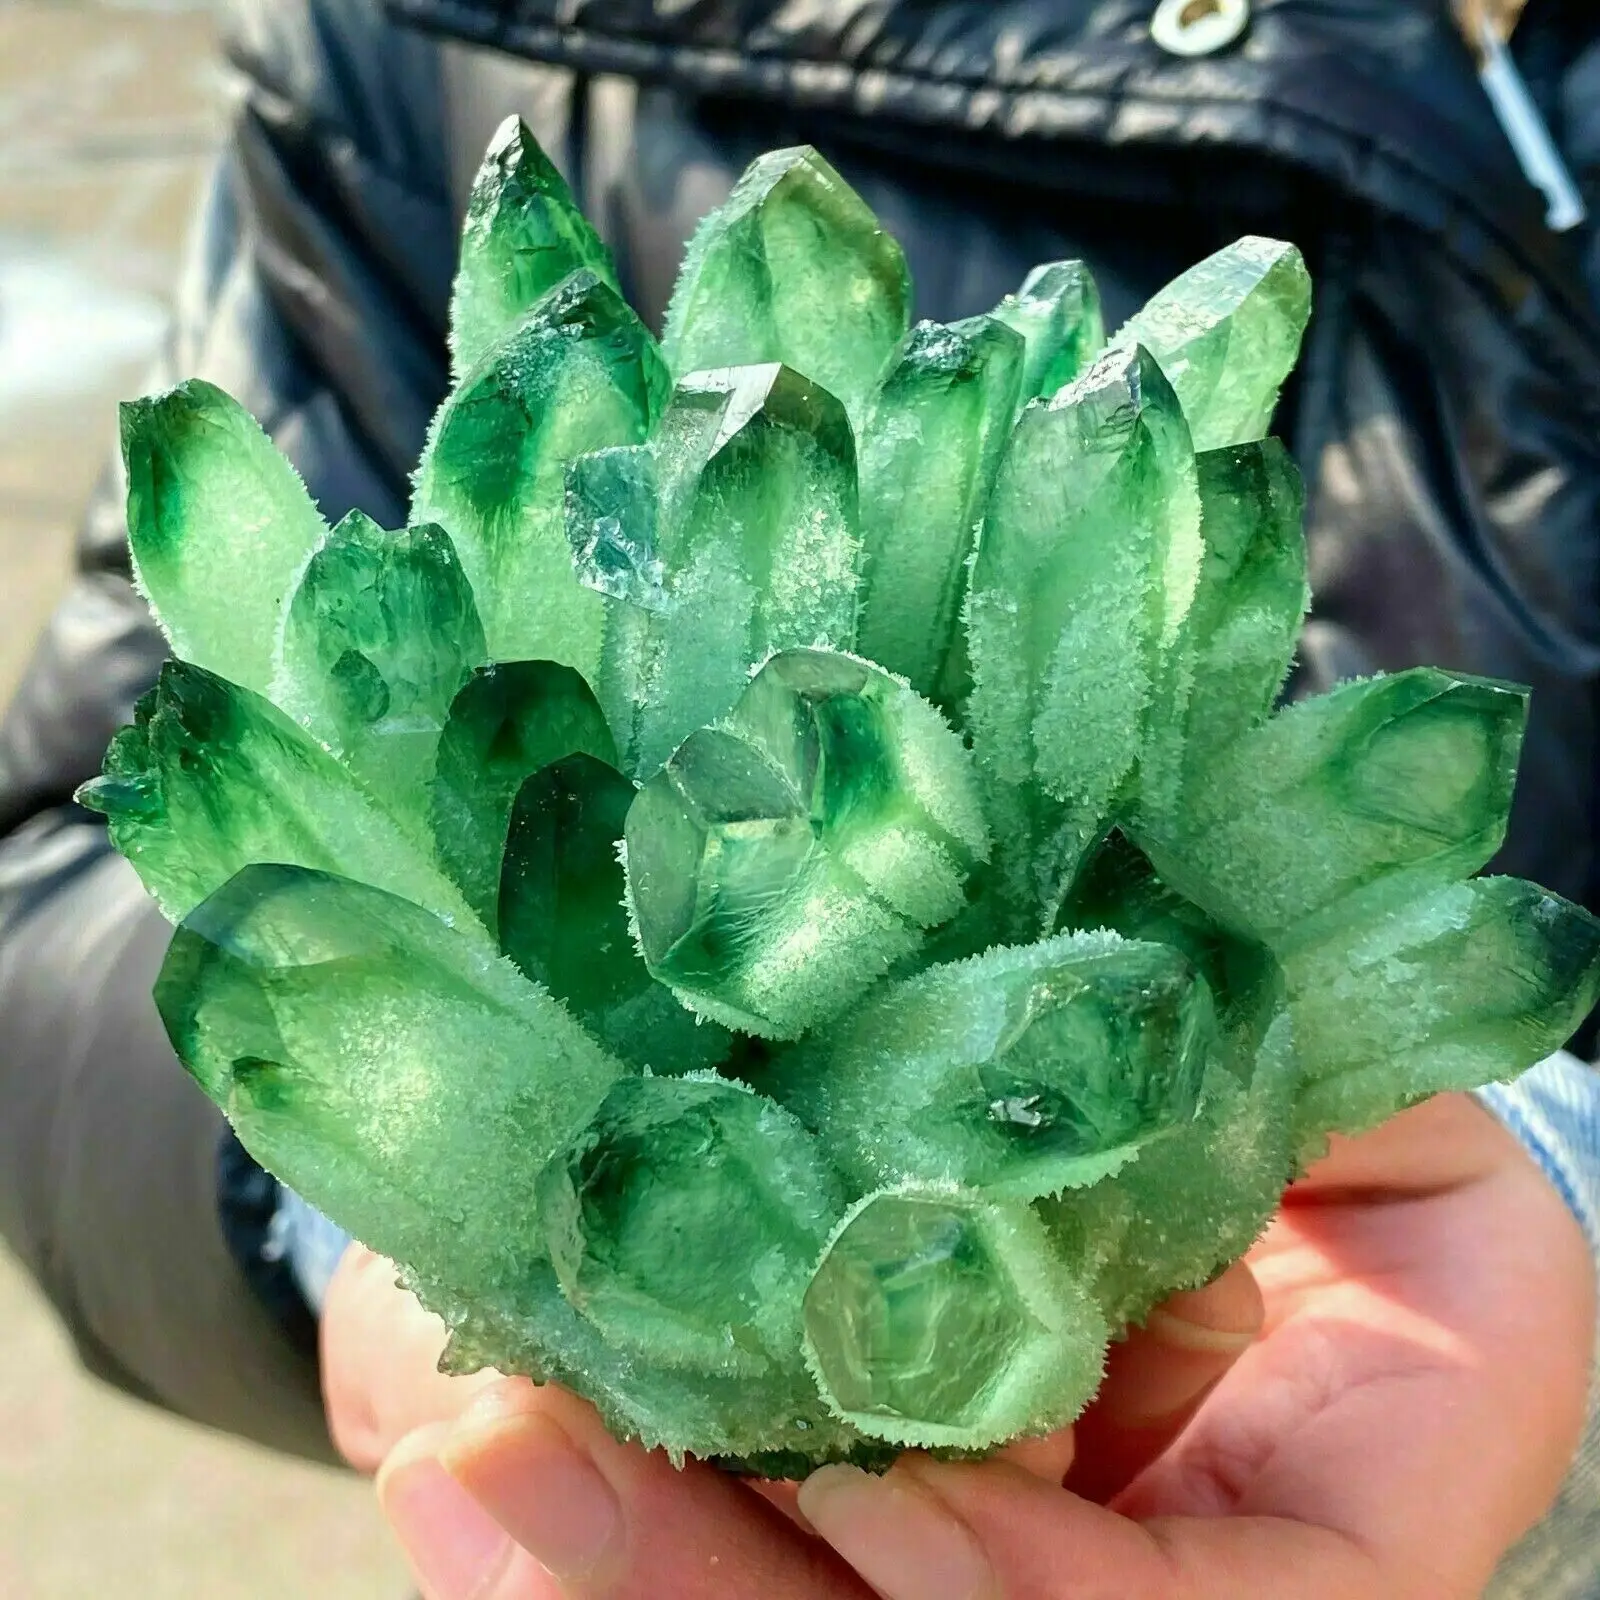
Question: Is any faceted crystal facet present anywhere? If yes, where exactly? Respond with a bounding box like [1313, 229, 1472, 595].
[967, 345, 1201, 932]
[1040, 1014, 1299, 1326]
[499, 752, 645, 1022]
[1114, 237, 1312, 452]
[414, 270, 671, 672]
[856, 316, 1024, 702]
[1060, 831, 1281, 1059]
[783, 932, 1213, 1200]
[451, 115, 620, 380]
[1287, 877, 1600, 1142]
[77, 662, 474, 928]
[158, 864, 625, 1296]
[625, 649, 987, 1038]
[991, 261, 1106, 403]
[598, 364, 862, 776]
[273, 513, 486, 801]
[1182, 439, 1309, 748]
[430, 661, 616, 927]
[122, 379, 328, 695]
[1133, 669, 1529, 951]
[803, 1189, 1107, 1448]
[662, 148, 910, 423]
[564, 446, 668, 611]
[1136, 437, 1309, 816]
[538, 1075, 845, 1375]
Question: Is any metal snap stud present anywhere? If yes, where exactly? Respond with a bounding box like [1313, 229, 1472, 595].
[1150, 0, 1250, 58]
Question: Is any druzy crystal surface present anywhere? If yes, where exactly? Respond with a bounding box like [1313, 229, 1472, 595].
[82, 117, 1600, 1472]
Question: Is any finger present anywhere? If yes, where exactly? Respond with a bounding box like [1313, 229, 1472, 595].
[322, 1247, 499, 1472]
[378, 1422, 556, 1600]
[799, 1454, 1381, 1600]
[996, 1425, 1076, 1484]
[749, 1478, 816, 1532]
[437, 1378, 874, 1599]
[1063, 1259, 1263, 1504]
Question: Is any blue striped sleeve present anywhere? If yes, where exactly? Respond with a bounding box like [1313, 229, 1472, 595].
[1478, 1052, 1600, 1599]
[1478, 1051, 1600, 1257]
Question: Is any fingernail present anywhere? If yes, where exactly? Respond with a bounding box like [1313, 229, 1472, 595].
[1147, 1267, 1261, 1351]
[442, 1409, 622, 1582]
[798, 1464, 994, 1600]
[1142, 1303, 1260, 1356]
[997, 1425, 1076, 1484]
[378, 1450, 514, 1597]
[1104, 1268, 1261, 1425]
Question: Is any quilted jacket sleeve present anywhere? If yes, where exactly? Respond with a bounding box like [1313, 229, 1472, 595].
[0, 0, 457, 1459]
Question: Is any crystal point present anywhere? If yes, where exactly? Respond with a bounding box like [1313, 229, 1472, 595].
[122, 379, 327, 695]
[451, 115, 620, 380]
[624, 649, 985, 1038]
[1115, 236, 1311, 451]
[991, 260, 1106, 402]
[78, 661, 474, 927]
[1184, 438, 1309, 744]
[158, 864, 624, 1295]
[601, 363, 862, 776]
[1287, 878, 1600, 1141]
[415, 270, 670, 672]
[662, 147, 910, 422]
[539, 1075, 844, 1376]
[803, 1188, 1107, 1448]
[857, 316, 1024, 702]
[1133, 669, 1529, 950]
[274, 513, 486, 800]
[785, 932, 1213, 1201]
[968, 345, 1201, 932]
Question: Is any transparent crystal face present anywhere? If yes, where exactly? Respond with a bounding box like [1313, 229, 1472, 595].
[540, 1076, 843, 1374]
[625, 650, 983, 1038]
[961, 954, 1211, 1164]
[804, 1196, 1036, 1427]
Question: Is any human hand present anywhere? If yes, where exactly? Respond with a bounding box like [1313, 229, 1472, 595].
[321, 1243, 501, 1473]
[373, 1092, 1594, 1599]
[373, 1252, 1261, 1600]
[796, 1092, 1594, 1600]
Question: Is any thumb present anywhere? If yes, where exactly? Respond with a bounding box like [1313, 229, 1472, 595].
[1063, 1258, 1264, 1504]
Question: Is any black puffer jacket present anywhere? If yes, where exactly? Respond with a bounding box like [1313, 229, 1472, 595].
[3, 0, 1600, 1467]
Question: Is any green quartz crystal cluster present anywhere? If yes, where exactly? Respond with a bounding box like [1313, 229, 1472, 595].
[82, 119, 1600, 1473]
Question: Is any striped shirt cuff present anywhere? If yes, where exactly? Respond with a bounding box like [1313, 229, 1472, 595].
[1476, 1050, 1600, 1256]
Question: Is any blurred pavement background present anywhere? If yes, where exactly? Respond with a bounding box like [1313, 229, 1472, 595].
[0, 2, 412, 1593]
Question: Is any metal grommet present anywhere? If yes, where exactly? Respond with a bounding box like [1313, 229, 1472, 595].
[1150, 0, 1250, 58]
